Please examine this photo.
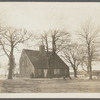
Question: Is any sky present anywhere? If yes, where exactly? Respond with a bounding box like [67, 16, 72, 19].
[0, 2, 100, 72]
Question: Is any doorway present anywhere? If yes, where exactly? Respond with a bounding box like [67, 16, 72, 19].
[44, 69, 47, 77]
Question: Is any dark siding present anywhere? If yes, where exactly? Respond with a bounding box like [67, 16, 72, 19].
[35, 69, 44, 78]
[20, 50, 35, 78]
[66, 68, 69, 77]
[20, 49, 69, 78]
[52, 69, 69, 78]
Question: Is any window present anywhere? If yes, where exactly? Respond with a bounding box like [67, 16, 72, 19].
[54, 69, 60, 74]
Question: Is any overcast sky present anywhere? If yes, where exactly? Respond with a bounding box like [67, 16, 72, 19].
[0, 2, 100, 71]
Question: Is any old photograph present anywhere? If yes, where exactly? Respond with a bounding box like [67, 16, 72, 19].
[0, 2, 100, 95]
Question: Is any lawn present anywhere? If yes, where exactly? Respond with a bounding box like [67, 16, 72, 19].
[1, 78, 100, 93]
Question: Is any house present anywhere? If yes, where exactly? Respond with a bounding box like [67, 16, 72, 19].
[19, 45, 69, 78]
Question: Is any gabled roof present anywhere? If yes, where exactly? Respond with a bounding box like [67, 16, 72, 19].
[23, 49, 69, 69]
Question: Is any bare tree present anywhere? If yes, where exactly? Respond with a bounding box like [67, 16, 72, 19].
[79, 46, 89, 75]
[48, 29, 70, 78]
[50, 29, 70, 53]
[0, 27, 32, 79]
[62, 43, 82, 77]
[37, 29, 70, 78]
[78, 19, 100, 79]
[35, 29, 70, 54]
[40, 31, 50, 56]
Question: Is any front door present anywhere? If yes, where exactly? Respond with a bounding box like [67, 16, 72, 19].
[44, 69, 47, 77]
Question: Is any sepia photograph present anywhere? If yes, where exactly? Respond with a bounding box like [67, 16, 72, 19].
[0, 2, 100, 98]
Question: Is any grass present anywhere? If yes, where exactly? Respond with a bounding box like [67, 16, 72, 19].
[1, 78, 100, 93]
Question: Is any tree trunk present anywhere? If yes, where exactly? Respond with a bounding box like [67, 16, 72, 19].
[89, 67, 92, 80]
[8, 62, 13, 79]
[89, 61, 92, 80]
[88, 46, 92, 80]
[73, 68, 77, 78]
[88, 56, 92, 80]
[8, 46, 14, 79]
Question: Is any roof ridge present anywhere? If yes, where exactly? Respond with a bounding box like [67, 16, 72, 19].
[23, 49, 38, 51]
[23, 49, 52, 53]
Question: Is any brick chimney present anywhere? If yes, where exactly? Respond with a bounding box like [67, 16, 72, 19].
[39, 45, 45, 54]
